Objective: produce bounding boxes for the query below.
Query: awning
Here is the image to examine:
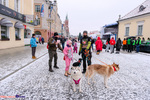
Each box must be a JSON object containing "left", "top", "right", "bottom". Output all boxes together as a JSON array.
[
  {"left": 26, "top": 27, "right": 31, "bottom": 31},
  {"left": 0, "top": 18, "right": 13, "bottom": 27},
  {"left": 103, "top": 32, "right": 112, "bottom": 36},
  {"left": 14, "top": 22, "right": 24, "bottom": 29}
]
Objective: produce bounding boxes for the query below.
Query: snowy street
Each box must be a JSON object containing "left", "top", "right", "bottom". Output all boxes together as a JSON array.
[{"left": 0, "top": 45, "right": 150, "bottom": 100}]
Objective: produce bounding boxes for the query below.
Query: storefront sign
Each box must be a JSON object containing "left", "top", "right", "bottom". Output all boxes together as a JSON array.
[{"left": 0, "top": 4, "right": 26, "bottom": 22}]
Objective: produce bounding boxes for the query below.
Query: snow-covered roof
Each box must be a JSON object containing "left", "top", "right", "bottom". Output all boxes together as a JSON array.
[{"left": 120, "top": 0, "right": 150, "bottom": 21}]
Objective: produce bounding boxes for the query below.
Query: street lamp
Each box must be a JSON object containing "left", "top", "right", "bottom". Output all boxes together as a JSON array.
[{"left": 47, "top": 1, "right": 55, "bottom": 38}]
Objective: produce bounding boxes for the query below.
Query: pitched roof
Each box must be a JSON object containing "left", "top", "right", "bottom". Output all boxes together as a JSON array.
[{"left": 120, "top": 0, "right": 150, "bottom": 21}]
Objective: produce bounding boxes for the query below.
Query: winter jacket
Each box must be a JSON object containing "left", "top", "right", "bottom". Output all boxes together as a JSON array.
[
  {"left": 127, "top": 39, "right": 131, "bottom": 45},
  {"left": 123, "top": 40, "right": 127, "bottom": 45},
  {"left": 132, "top": 40, "right": 135, "bottom": 45},
  {"left": 95, "top": 37, "right": 103, "bottom": 51},
  {"left": 79, "top": 36, "right": 91, "bottom": 52},
  {"left": 116, "top": 39, "right": 122, "bottom": 49},
  {"left": 61, "top": 38, "right": 66, "bottom": 44},
  {"left": 136, "top": 39, "right": 141, "bottom": 45},
  {"left": 106, "top": 38, "right": 110, "bottom": 45},
  {"left": 74, "top": 42, "right": 77, "bottom": 48},
  {"left": 41, "top": 37, "right": 44, "bottom": 42},
  {"left": 110, "top": 38, "right": 116, "bottom": 45},
  {"left": 30, "top": 37, "right": 37, "bottom": 47},
  {"left": 47, "top": 37, "right": 63, "bottom": 51},
  {"left": 63, "top": 40, "right": 73, "bottom": 59}
]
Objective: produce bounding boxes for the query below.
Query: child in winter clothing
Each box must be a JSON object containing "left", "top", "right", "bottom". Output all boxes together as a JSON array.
[
  {"left": 73, "top": 40, "right": 78, "bottom": 53},
  {"left": 63, "top": 40, "right": 73, "bottom": 77}
]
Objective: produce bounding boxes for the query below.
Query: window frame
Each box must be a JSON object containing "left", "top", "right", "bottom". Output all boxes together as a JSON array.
[
  {"left": 35, "top": 5, "right": 41, "bottom": 12},
  {"left": 1, "top": 25, "right": 10, "bottom": 41},
  {"left": 125, "top": 27, "right": 129, "bottom": 36},
  {"left": 137, "top": 25, "right": 143, "bottom": 36}
]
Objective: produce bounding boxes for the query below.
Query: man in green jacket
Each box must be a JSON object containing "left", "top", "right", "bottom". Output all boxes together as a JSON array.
[
  {"left": 127, "top": 38, "right": 132, "bottom": 53},
  {"left": 79, "top": 31, "right": 91, "bottom": 73},
  {"left": 136, "top": 37, "right": 141, "bottom": 53},
  {"left": 132, "top": 38, "right": 136, "bottom": 51},
  {"left": 47, "top": 32, "right": 63, "bottom": 72}
]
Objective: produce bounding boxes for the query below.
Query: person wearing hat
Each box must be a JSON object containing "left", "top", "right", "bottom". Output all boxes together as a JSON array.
[
  {"left": 47, "top": 32, "right": 63, "bottom": 72},
  {"left": 79, "top": 31, "right": 92, "bottom": 73},
  {"left": 30, "top": 34, "right": 37, "bottom": 59}
]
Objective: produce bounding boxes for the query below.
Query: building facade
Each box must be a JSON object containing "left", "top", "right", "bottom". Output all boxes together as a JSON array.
[
  {"left": 0, "top": 0, "right": 34, "bottom": 49},
  {"left": 34, "top": 0, "right": 62, "bottom": 42},
  {"left": 118, "top": 0, "right": 150, "bottom": 40}
]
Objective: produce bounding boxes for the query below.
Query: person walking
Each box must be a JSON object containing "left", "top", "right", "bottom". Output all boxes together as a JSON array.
[
  {"left": 41, "top": 37, "right": 44, "bottom": 44},
  {"left": 95, "top": 37, "right": 103, "bottom": 55},
  {"left": 127, "top": 38, "right": 132, "bottom": 53},
  {"left": 30, "top": 34, "right": 37, "bottom": 59},
  {"left": 39, "top": 37, "right": 42, "bottom": 44},
  {"left": 73, "top": 40, "right": 78, "bottom": 53},
  {"left": 122, "top": 38, "right": 127, "bottom": 51},
  {"left": 105, "top": 38, "right": 110, "bottom": 52},
  {"left": 61, "top": 36, "right": 66, "bottom": 50},
  {"left": 109, "top": 37, "right": 116, "bottom": 54},
  {"left": 79, "top": 31, "right": 91, "bottom": 73},
  {"left": 63, "top": 40, "right": 73, "bottom": 77},
  {"left": 90, "top": 37, "right": 95, "bottom": 51},
  {"left": 116, "top": 38, "right": 122, "bottom": 54},
  {"left": 47, "top": 32, "right": 63, "bottom": 72},
  {"left": 136, "top": 37, "right": 141, "bottom": 53}
]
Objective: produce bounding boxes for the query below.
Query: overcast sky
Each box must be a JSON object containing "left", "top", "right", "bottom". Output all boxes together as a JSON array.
[{"left": 57, "top": 0, "right": 145, "bottom": 36}]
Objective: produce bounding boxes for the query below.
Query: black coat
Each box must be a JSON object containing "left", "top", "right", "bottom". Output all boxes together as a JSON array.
[{"left": 116, "top": 39, "right": 122, "bottom": 49}]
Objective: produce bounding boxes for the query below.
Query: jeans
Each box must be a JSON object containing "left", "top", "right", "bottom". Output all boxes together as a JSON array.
[
  {"left": 106, "top": 44, "right": 110, "bottom": 52},
  {"left": 62, "top": 43, "right": 65, "bottom": 50},
  {"left": 32, "top": 47, "right": 36, "bottom": 56},
  {"left": 136, "top": 45, "right": 140, "bottom": 52},
  {"left": 110, "top": 45, "right": 114, "bottom": 53}
]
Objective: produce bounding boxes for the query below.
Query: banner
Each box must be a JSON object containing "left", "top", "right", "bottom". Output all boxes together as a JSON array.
[{"left": 41, "top": 4, "right": 44, "bottom": 17}]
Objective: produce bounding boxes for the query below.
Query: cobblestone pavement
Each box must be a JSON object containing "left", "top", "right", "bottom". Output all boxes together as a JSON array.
[
  {"left": 0, "top": 44, "right": 48, "bottom": 80},
  {"left": 0, "top": 47, "right": 150, "bottom": 100}
]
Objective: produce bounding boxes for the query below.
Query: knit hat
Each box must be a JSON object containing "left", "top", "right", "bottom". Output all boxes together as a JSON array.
[
  {"left": 83, "top": 31, "right": 88, "bottom": 34},
  {"left": 67, "top": 40, "right": 72, "bottom": 45},
  {"left": 54, "top": 32, "right": 58, "bottom": 36}
]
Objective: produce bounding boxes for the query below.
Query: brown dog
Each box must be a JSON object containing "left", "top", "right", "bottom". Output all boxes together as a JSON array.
[{"left": 85, "top": 63, "right": 119, "bottom": 88}]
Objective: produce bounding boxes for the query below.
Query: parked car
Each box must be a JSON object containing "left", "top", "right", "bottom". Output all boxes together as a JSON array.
[
  {"left": 102, "top": 39, "right": 107, "bottom": 49},
  {"left": 140, "top": 41, "right": 150, "bottom": 53}
]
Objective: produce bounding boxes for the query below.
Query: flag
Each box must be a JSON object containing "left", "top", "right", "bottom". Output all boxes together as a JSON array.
[{"left": 41, "top": 4, "right": 44, "bottom": 17}]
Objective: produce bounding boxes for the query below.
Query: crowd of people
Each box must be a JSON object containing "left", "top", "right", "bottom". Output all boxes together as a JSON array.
[{"left": 30, "top": 31, "right": 150, "bottom": 77}]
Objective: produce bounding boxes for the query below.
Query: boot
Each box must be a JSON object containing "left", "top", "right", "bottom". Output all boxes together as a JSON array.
[
  {"left": 82, "top": 70, "right": 86, "bottom": 74},
  {"left": 67, "top": 71, "right": 71, "bottom": 75},
  {"left": 64, "top": 71, "right": 68, "bottom": 77},
  {"left": 32, "top": 56, "right": 34, "bottom": 59},
  {"left": 49, "top": 66, "right": 54, "bottom": 72},
  {"left": 54, "top": 65, "right": 59, "bottom": 69}
]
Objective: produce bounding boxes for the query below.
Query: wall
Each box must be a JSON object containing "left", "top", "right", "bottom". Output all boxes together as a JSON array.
[{"left": 118, "top": 14, "right": 150, "bottom": 40}]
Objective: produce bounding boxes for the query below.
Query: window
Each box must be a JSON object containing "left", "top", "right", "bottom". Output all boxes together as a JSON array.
[
  {"left": 137, "top": 25, "right": 143, "bottom": 36},
  {"left": 1, "top": 26, "right": 9, "bottom": 40},
  {"left": 125, "top": 27, "right": 129, "bottom": 36},
  {"left": 1, "top": 0, "right": 8, "bottom": 6},
  {"left": 3, "top": 0, "right": 6, "bottom": 6},
  {"left": 14, "top": 0, "right": 20, "bottom": 12},
  {"left": 35, "top": 18, "right": 40, "bottom": 25},
  {"left": 35, "top": 5, "right": 41, "bottom": 12},
  {"left": 15, "top": 28, "right": 20, "bottom": 40}
]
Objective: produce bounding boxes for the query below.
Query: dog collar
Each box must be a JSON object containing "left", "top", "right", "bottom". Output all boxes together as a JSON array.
[
  {"left": 113, "top": 66, "right": 116, "bottom": 71},
  {"left": 73, "top": 79, "right": 81, "bottom": 84}
]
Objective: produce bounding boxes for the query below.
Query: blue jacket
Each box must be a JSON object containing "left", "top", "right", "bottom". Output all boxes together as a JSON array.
[{"left": 30, "top": 37, "right": 37, "bottom": 47}]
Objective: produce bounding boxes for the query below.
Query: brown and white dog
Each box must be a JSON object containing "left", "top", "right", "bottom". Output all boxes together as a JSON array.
[{"left": 85, "top": 63, "right": 119, "bottom": 88}]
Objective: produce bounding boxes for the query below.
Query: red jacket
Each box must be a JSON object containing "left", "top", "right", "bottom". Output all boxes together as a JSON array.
[
  {"left": 95, "top": 37, "right": 103, "bottom": 51},
  {"left": 110, "top": 39, "right": 116, "bottom": 45}
]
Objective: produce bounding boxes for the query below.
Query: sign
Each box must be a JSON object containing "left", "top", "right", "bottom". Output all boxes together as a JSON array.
[
  {"left": 0, "top": 4, "right": 26, "bottom": 22},
  {"left": 26, "top": 15, "right": 33, "bottom": 23}
]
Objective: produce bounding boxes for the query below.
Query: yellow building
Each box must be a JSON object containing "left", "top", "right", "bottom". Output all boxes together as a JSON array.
[
  {"left": 0, "top": 0, "right": 34, "bottom": 49},
  {"left": 118, "top": 0, "right": 150, "bottom": 40}
]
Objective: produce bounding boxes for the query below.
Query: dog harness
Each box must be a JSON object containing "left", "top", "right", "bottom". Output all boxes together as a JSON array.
[
  {"left": 113, "top": 66, "right": 116, "bottom": 71},
  {"left": 73, "top": 79, "right": 81, "bottom": 84}
]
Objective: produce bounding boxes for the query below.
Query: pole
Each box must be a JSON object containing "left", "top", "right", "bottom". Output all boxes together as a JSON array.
[{"left": 50, "top": 21, "right": 51, "bottom": 38}]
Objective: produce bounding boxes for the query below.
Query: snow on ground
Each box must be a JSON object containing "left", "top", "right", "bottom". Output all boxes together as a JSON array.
[
  {"left": 0, "top": 44, "right": 48, "bottom": 79},
  {"left": 0, "top": 46, "right": 150, "bottom": 100}
]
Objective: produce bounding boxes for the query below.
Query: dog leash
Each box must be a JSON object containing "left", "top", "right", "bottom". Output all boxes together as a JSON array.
[{"left": 93, "top": 57, "right": 108, "bottom": 66}]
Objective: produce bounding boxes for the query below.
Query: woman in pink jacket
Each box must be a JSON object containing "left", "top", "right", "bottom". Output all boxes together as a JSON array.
[
  {"left": 95, "top": 37, "right": 103, "bottom": 55},
  {"left": 63, "top": 40, "right": 73, "bottom": 77}
]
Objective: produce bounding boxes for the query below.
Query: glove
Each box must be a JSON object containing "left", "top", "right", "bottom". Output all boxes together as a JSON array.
[{"left": 79, "top": 52, "right": 81, "bottom": 55}]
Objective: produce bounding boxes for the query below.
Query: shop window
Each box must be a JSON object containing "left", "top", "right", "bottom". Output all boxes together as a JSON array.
[
  {"left": 15, "top": 28, "right": 21, "bottom": 40},
  {"left": 24, "top": 29, "right": 27, "bottom": 38},
  {"left": 137, "top": 25, "right": 143, "bottom": 36},
  {"left": 35, "top": 5, "right": 41, "bottom": 12},
  {"left": 125, "top": 27, "right": 129, "bottom": 36},
  {"left": 1, "top": 26, "right": 9, "bottom": 40}
]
